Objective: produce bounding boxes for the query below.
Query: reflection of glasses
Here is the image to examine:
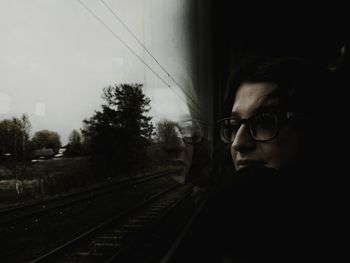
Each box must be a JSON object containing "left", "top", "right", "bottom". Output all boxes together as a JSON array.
[
  {"left": 178, "top": 120, "right": 204, "bottom": 144},
  {"left": 217, "top": 112, "right": 298, "bottom": 143}
]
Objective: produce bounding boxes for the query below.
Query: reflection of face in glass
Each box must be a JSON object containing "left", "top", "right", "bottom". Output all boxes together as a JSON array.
[
  {"left": 230, "top": 82, "right": 304, "bottom": 171},
  {"left": 166, "top": 125, "right": 194, "bottom": 177}
]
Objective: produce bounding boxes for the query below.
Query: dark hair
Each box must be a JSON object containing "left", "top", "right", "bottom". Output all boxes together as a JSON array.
[{"left": 222, "top": 57, "right": 333, "bottom": 120}]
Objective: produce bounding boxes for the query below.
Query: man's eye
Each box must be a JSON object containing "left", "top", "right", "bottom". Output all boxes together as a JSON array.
[
  {"left": 255, "top": 114, "right": 276, "bottom": 129},
  {"left": 228, "top": 119, "right": 241, "bottom": 131}
]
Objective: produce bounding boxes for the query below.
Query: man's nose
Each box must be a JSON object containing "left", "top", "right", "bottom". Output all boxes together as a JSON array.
[
  {"left": 232, "top": 124, "right": 255, "bottom": 152},
  {"left": 167, "top": 136, "right": 186, "bottom": 153}
]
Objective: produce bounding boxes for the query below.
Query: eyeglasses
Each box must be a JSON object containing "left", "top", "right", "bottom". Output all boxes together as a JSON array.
[
  {"left": 178, "top": 119, "right": 205, "bottom": 144},
  {"left": 217, "top": 112, "right": 297, "bottom": 143}
]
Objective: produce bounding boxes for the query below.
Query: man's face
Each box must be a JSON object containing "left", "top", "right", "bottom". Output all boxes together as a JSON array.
[{"left": 231, "top": 82, "right": 303, "bottom": 171}]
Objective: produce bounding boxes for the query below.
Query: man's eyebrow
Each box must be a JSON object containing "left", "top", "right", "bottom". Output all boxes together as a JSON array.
[
  {"left": 230, "top": 87, "right": 285, "bottom": 118},
  {"left": 251, "top": 104, "right": 281, "bottom": 115},
  {"left": 230, "top": 111, "right": 240, "bottom": 118},
  {"left": 230, "top": 101, "right": 282, "bottom": 118}
]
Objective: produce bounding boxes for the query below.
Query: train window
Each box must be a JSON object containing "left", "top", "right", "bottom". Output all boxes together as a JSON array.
[
  {"left": 0, "top": 0, "right": 213, "bottom": 262},
  {"left": 4, "top": 1, "right": 346, "bottom": 262}
]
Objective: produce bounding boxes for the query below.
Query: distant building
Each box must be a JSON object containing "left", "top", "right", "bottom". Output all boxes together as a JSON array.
[
  {"left": 54, "top": 147, "right": 67, "bottom": 158},
  {"left": 2, "top": 153, "right": 12, "bottom": 161},
  {"left": 33, "top": 147, "right": 55, "bottom": 159}
]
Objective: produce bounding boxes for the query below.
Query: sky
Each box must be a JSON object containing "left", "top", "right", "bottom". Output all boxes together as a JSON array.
[{"left": 0, "top": 0, "right": 197, "bottom": 145}]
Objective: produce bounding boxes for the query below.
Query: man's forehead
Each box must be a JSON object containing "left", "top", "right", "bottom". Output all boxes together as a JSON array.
[{"left": 231, "top": 82, "right": 281, "bottom": 117}]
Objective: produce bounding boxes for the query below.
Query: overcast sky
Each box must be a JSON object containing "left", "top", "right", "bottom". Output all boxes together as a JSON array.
[{"left": 0, "top": 0, "right": 196, "bottom": 144}]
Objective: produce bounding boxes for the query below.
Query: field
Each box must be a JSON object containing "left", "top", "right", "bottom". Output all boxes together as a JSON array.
[{"left": 0, "top": 157, "right": 100, "bottom": 208}]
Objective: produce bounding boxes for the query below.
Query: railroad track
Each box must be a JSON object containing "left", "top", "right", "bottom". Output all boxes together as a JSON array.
[
  {"left": 30, "top": 183, "right": 192, "bottom": 263},
  {"left": 0, "top": 168, "right": 188, "bottom": 262}
]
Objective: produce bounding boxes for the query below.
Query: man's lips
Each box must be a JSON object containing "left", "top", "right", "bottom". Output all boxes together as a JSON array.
[
  {"left": 169, "top": 159, "right": 188, "bottom": 167},
  {"left": 235, "top": 159, "right": 265, "bottom": 170}
]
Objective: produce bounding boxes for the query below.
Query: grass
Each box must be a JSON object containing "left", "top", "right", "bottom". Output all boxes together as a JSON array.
[
  {"left": 0, "top": 157, "right": 98, "bottom": 207},
  {"left": 0, "top": 156, "right": 172, "bottom": 209}
]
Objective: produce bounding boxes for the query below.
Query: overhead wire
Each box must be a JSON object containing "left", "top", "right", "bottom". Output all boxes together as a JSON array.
[
  {"left": 99, "top": 0, "right": 203, "bottom": 113},
  {"left": 76, "top": 0, "right": 170, "bottom": 89}
]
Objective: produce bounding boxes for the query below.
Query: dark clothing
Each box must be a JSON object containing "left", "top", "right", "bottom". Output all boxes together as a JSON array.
[
  {"left": 172, "top": 166, "right": 343, "bottom": 262},
  {"left": 217, "top": 166, "right": 319, "bottom": 262}
]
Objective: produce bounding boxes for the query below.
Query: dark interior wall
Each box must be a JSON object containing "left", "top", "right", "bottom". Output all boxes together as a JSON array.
[
  {"left": 189, "top": 0, "right": 213, "bottom": 121},
  {"left": 210, "top": 1, "right": 349, "bottom": 118}
]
